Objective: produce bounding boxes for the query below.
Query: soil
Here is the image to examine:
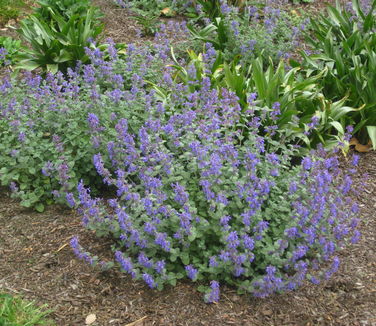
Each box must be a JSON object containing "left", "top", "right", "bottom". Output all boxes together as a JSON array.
[{"left": 1, "top": 1, "right": 376, "bottom": 326}]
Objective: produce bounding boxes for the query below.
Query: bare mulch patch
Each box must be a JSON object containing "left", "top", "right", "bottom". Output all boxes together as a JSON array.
[
  {"left": 0, "top": 151, "right": 375, "bottom": 326},
  {"left": 91, "top": 0, "right": 188, "bottom": 46},
  {"left": 91, "top": 0, "right": 146, "bottom": 45}
]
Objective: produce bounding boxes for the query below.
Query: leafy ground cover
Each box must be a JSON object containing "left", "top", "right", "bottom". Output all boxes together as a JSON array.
[{"left": 0, "top": 0, "right": 375, "bottom": 325}]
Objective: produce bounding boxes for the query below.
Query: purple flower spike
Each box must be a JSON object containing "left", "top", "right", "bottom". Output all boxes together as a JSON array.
[
  {"left": 205, "top": 281, "right": 220, "bottom": 303},
  {"left": 142, "top": 273, "right": 157, "bottom": 289},
  {"left": 185, "top": 265, "right": 198, "bottom": 281}
]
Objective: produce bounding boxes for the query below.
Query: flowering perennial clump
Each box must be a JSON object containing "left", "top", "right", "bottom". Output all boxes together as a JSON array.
[
  {"left": 0, "top": 0, "right": 366, "bottom": 306},
  {"left": 68, "top": 75, "right": 361, "bottom": 301},
  {"left": 198, "top": 1, "right": 308, "bottom": 64},
  {"left": 0, "top": 36, "right": 187, "bottom": 210}
]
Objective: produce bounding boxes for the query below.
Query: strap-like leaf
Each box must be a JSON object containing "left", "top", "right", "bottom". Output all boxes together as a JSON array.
[{"left": 366, "top": 126, "right": 376, "bottom": 150}]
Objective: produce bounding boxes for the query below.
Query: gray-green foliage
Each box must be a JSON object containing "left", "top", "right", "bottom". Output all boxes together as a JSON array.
[
  {"left": 69, "top": 64, "right": 360, "bottom": 302},
  {"left": 0, "top": 43, "right": 168, "bottom": 211},
  {"left": 188, "top": 5, "right": 307, "bottom": 65}
]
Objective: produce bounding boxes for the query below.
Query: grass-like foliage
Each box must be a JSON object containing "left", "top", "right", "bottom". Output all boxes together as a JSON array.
[
  {"left": 34, "top": 0, "right": 103, "bottom": 22},
  {"left": 297, "top": 0, "right": 376, "bottom": 147},
  {"left": 68, "top": 72, "right": 361, "bottom": 302},
  {"left": 14, "top": 0, "right": 104, "bottom": 74},
  {"left": 16, "top": 6, "right": 104, "bottom": 74},
  {"left": 0, "top": 293, "right": 55, "bottom": 326}
]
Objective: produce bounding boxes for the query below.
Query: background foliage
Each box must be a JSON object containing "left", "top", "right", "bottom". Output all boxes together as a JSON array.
[{"left": 295, "top": 0, "right": 376, "bottom": 148}]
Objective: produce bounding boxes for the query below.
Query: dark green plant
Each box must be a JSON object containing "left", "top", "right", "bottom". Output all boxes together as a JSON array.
[
  {"left": 196, "top": 0, "right": 223, "bottom": 20},
  {"left": 291, "top": 0, "right": 313, "bottom": 3},
  {"left": 296, "top": 0, "right": 376, "bottom": 148},
  {"left": 187, "top": 17, "right": 229, "bottom": 51},
  {"left": 16, "top": 7, "right": 104, "bottom": 73}
]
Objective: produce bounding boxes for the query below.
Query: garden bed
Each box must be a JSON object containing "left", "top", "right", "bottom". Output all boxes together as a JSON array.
[{"left": 1, "top": 0, "right": 376, "bottom": 325}]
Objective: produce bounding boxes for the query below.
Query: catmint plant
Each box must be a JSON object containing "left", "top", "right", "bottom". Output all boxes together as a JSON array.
[
  {"left": 69, "top": 74, "right": 361, "bottom": 302},
  {"left": 191, "top": 2, "right": 308, "bottom": 65},
  {"left": 0, "top": 40, "right": 177, "bottom": 210}
]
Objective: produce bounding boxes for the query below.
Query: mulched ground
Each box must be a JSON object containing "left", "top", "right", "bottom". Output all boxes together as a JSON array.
[
  {"left": 91, "top": 0, "right": 148, "bottom": 45},
  {"left": 1, "top": 1, "right": 375, "bottom": 325},
  {"left": 0, "top": 150, "right": 375, "bottom": 326}
]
